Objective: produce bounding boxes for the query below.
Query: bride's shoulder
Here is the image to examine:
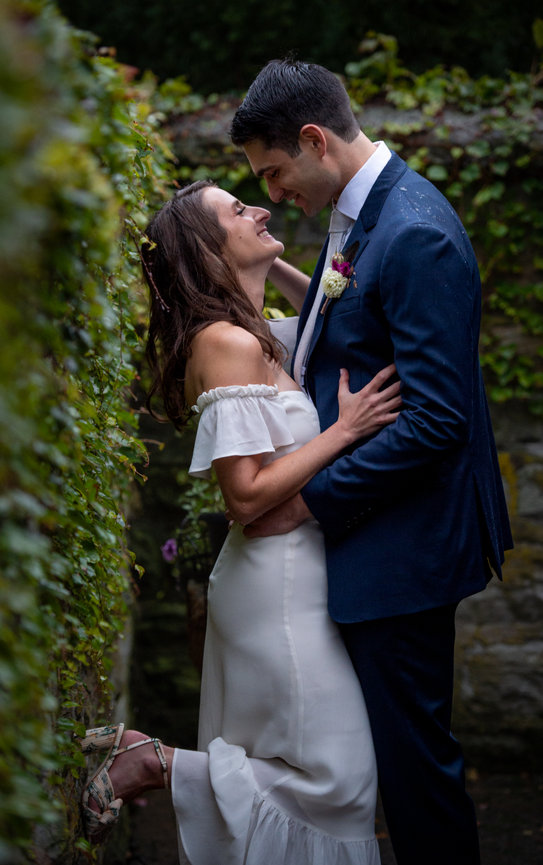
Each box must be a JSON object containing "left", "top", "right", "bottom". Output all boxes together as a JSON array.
[
  {"left": 193, "top": 322, "right": 261, "bottom": 355},
  {"left": 188, "top": 323, "right": 272, "bottom": 396}
]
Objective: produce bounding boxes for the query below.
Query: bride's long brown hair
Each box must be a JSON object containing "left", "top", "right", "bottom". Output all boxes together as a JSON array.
[{"left": 142, "top": 180, "right": 284, "bottom": 429}]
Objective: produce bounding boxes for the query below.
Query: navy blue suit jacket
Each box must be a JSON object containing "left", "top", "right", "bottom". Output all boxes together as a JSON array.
[{"left": 296, "top": 153, "right": 513, "bottom": 623}]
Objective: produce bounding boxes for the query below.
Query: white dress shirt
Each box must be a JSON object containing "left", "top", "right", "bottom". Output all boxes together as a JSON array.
[{"left": 293, "top": 141, "right": 392, "bottom": 390}]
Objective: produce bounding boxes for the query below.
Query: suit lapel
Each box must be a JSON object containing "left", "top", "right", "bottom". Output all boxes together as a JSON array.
[
  {"left": 358, "top": 152, "right": 407, "bottom": 231},
  {"left": 294, "top": 154, "right": 409, "bottom": 381},
  {"left": 301, "top": 154, "right": 408, "bottom": 379},
  {"left": 343, "top": 153, "right": 408, "bottom": 266}
]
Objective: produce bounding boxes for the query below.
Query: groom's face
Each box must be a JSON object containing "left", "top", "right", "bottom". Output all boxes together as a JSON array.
[{"left": 243, "top": 137, "right": 335, "bottom": 217}]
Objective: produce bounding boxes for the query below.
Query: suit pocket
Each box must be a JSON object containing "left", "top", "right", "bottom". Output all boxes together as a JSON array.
[{"left": 326, "top": 293, "right": 361, "bottom": 317}]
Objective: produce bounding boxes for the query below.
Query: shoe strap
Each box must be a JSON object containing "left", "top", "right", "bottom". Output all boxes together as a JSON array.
[{"left": 116, "top": 737, "right": 169, "bottom": 791}]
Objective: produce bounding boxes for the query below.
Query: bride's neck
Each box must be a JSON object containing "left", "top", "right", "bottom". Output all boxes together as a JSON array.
[{"left": 238, "top": 268, "right": 267, "bottom": 313}]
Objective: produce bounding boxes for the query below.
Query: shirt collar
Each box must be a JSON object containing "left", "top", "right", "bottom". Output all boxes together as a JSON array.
[{"left": 335, "top": 141, "right": 392, "bottom": 222}]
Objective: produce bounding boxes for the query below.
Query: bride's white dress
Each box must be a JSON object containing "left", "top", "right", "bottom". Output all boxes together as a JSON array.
[{"left": 171, "top": 384, "right": 380, "bottom": 865}]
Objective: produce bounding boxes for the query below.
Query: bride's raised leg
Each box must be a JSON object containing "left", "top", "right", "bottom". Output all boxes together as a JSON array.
[{"left": 81, "top": 724, "right": 174, "bottom": 843}]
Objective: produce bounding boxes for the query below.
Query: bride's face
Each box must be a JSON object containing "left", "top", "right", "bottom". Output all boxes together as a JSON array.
[{"left": 203, "top": 187, "right": 284, "bottom": 272}]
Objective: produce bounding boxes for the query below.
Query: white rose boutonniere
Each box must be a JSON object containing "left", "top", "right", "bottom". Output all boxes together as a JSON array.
[{"left": 321, "top": 252, "right": 355, "bottom": 314}]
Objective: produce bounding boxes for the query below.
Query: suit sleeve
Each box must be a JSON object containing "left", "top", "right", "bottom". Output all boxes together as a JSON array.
[{"left": 302, "top": 223, "right": 479, "bottom": 538}]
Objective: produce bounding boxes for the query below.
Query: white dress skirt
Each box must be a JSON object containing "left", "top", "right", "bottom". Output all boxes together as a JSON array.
[{"left": 171, "top": 384, "right": 380, "bottom": 865}]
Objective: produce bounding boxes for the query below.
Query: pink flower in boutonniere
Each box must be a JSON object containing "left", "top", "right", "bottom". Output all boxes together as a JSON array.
[
  {"left": 333, "top": 258, "right": 352, "bottom": 278},
  {"left": 321, "top": 252, "right": 355, "bottom": 313}
]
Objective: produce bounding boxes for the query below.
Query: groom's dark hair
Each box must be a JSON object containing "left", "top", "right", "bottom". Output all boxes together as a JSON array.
[{"left": 230, "top": 59, "right": 359, "bottom": 156}]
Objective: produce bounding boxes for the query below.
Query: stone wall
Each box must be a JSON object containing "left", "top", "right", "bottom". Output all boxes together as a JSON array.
[{"left": 455, "top": 404, "right": 543, "bottom": 768}]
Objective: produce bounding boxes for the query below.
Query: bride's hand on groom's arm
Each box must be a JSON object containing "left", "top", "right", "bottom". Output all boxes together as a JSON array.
[
  {"left": 223, "top": 364, "right": 401, "bottom": 538},
  {"left": 236, "top": 493, "right": 313, "bottom": 538},
  {"left": 336, "top": 364, "right": 402, "bottom": 442}
]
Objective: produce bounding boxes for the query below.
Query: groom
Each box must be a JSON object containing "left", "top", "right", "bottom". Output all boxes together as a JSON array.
[{"left": 231, "top": 60, "right": 513, "bottom": 864}]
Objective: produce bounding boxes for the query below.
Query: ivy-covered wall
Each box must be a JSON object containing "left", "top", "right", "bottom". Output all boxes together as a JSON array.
[{"left": 0, "top": 1, "right": 172, "bottom": 860}]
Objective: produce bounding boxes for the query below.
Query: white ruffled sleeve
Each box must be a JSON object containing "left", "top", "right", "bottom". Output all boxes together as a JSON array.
[{"left": 188, "top": 384, "right": 295, "bottom": 479}]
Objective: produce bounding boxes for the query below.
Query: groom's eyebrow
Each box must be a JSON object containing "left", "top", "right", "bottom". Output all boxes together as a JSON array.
[{"left": 255, "top": 164, "right": 273, "bottom": 178}]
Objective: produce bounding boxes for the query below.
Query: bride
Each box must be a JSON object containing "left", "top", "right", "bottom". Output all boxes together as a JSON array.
[{"left": 81, "top": 180, "right": 401, "bottom": 864}]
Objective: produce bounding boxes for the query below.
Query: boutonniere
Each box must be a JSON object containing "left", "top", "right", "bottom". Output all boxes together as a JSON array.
[{"left": 320, "top": 252, "right": 356, "bottom": 314}]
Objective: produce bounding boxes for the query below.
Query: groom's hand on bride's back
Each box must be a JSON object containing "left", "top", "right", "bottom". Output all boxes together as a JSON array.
[{"left": 236, "top": 494, "right": 313, "bottom": 538}]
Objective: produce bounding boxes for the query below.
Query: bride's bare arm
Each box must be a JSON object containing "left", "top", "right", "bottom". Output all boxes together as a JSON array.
[
  {"left": 266, "top": 258, "right": 310, "bottom": 314},
  {"left": 216, "top": 366, "right": 399, "bottom": 525},
  {"left": 195, "top": 327, "right": 401, "bottom": 526}
]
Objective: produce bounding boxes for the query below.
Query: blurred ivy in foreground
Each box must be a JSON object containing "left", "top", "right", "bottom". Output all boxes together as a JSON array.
[{"left": 0, "top": 0, "right": 173, "bottom": 857}]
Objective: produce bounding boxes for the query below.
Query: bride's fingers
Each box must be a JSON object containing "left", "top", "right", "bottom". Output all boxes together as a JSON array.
[
  {"left": 370, "top": 390, "right": 402, "bottom": 417},
  {"left": 367, "top": 363, "right": 397, "bottom": 390},
  {"left": 381, "top": 394, "right": 403, "bottom": 412},
  {"left": 338, "top": 368, "right": 350, "bottom": 390},
  {"left": 382, "top": 391, "right": 402, "bottom": 408},
  {"left": 384, "top": 411, "right": 401, "bottom": 423},
  {"left": 337, "top": 365, "right": 402, "bottom": 427},
  {"left": 379, "top": 380, "right": 401, "bottom": 397},
  {"left": 345, "top": 364, "right": 398, "bottom": 398}
]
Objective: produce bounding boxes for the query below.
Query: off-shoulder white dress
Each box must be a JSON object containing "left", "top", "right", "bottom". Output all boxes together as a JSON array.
[{"left": 171, "top": 384, "right": 380, "bottom": 865}]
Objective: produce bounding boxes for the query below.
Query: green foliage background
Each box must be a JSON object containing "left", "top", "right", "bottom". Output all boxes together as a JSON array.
[
  {"left": 346, "top": 34, "right": 543, "bottom": 408},
  {"left": 58, "top": 0, "right": 539, "bottom": 93},
  {"left": 0, "top": 0, "right": 542, "bottom": 861}
]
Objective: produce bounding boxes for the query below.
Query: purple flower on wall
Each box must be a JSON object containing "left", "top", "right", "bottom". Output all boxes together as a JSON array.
[{"left": 161, "top": 537, "right": 178, "bottom": 563}]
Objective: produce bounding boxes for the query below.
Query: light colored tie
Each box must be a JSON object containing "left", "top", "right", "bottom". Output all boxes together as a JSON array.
[{"left": 293, "top": 208, "right": 353, "bottom": 389}]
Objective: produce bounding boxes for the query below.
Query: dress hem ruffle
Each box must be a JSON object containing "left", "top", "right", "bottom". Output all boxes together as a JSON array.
[{"left": 173, "top": 739, "right": 380, "bottom": 865}]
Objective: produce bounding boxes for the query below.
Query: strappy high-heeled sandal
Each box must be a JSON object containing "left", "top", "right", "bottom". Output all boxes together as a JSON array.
[{"left": 80, "top": 722, "right": 169, "bottom": 844}]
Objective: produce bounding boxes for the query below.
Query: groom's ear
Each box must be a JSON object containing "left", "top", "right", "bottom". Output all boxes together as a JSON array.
[{"left": 299, "top": 125, "right": 327, "bottom": 157}]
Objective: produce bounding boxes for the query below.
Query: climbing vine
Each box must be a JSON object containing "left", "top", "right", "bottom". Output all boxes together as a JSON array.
[{"left": 0, "top": 1, "right": 173, "bottom": 858}]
